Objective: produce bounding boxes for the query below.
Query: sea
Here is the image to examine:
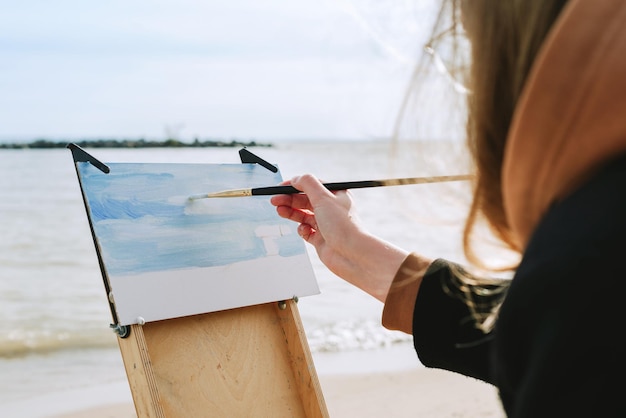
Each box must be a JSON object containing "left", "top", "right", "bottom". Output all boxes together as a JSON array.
[{"left": 0, "top": 139, "right": 479, "bottom": 412}]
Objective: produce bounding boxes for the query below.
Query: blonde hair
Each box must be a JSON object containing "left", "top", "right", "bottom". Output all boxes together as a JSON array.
[
  {"left": 395, "top": 0, "right": 569, "bottom": 330},
  {"left": 459, "top": 0, "right": 569, "bottom": 267}
]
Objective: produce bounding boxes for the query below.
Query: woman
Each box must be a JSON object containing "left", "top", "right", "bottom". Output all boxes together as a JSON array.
[{"left": 271, "top": 0, "right": 626, "bottom": 416}]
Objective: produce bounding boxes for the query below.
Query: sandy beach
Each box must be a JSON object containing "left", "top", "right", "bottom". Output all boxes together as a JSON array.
[
  {"left": 51, "top": 368, "right": 504, "bottom": 418},
  {"left": 1, "top": 345, "right": 505, "bottom": 418}
]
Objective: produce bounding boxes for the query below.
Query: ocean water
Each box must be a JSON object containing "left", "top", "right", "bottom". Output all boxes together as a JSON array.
[{"left": 0, "top": 139, "right": 474, "bottom": 406}]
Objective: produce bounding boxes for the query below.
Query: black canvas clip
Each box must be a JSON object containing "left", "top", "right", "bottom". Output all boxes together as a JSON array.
[
  {"left": 238, "top": 148, "right": 278, "bottom": 172},
  {"left": 67, "top": 143, "right": 110, "bottom": 174}
]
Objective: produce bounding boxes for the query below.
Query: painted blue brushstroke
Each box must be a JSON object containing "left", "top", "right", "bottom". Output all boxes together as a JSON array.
[
  {"left": 89, "top": 197, "right": 184, "bottom": 220},
  {"left": 77, "top": 162, "right": 306, "bottom": 276}
]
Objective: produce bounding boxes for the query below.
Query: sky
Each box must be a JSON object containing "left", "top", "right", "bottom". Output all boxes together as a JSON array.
[{"left": 0, "top": 0, "right": 437, "bottom": 142}]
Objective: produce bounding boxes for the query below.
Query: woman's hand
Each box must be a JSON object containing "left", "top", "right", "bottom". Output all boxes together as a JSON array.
[{"left": 270, "top": 174, "right": 411, "bottom": 302}]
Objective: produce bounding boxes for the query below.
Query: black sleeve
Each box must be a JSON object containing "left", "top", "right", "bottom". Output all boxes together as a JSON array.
[{"left": 412, "top": 259, "right": 505, "bottom": 384}]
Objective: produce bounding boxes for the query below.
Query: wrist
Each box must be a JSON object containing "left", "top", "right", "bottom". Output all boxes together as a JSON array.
[{"left": 343, "top": 231, "right": 410, "bottom": 302}]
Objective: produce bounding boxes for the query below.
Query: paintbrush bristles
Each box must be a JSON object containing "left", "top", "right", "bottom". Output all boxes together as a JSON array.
[
  {"left": 188, "top": 189, "right": 252, "bottom": 200},
  {"left": 206, "top": 189, "right": 253, "bottom": 198}
]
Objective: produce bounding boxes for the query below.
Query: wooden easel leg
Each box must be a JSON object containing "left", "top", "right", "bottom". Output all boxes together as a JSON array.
[
  {"left": 117, "top": 324, "right": 166, "bottom": 418},
  {"left": 276, "top": 299, "right": 329, "bottom": 418}
]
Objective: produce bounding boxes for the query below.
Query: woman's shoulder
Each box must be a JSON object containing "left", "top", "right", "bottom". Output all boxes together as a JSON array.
[
  {"left": 522, "top": 152, "right": 626, "bottom": 265},
  {"left": 505, "top": 152, "right": 626, "bottom": 309}
]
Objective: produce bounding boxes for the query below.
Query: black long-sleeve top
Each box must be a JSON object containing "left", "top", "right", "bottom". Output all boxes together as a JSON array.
[{"left": 393, "top": 155, "right": 626, "bottom": 417}]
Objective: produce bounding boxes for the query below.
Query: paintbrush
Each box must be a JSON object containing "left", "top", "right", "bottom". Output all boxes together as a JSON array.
[{"left": 188, "top": 174, "right": 472, "bottom": 199}]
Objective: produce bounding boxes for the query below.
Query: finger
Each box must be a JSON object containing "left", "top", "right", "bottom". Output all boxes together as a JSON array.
[
  {"left": 270, "top": 174, "right": 330, "bottom": 212},
  {"left": 297, "top": 224, "right": 325, "bottom": 249},
  {"left": 270, "top": 193, "right": 313, "bottom": 211},
  {"left": 270, "top": 194, "right": 292, "bottom": 207},
  {"left": 268, "top": 178, "right": 298, "bottom": 207},
  {"left": 275, "top": 205, "right": 318, "bottom": 228},
  {"left": 297, "top": 223, "right": 315, "bottom": 241}
]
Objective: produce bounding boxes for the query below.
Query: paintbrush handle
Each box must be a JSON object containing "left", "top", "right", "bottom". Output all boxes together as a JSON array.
[
  {"left": 251, "top": 175, "right": 471, "bottom": 196},
  {"left": 189, "top": 175, "right": 472, "bottom": 199},
  {"left": 250, "top": 180, "right": 381, "bottom": 196}
]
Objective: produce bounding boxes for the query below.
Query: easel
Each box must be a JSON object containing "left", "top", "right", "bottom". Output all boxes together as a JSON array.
[{"left": 68, "top": 144, "right": 328, "bottom": 417}]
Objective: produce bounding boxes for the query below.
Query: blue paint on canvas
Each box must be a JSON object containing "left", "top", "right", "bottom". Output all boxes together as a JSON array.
[{"left": 78, "top": 162, "right": 305, "bottom": 276}]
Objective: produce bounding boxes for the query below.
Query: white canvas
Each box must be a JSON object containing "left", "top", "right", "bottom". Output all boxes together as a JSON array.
[{"left": 76, "top": 161, "right": 319, "bottom": 325}]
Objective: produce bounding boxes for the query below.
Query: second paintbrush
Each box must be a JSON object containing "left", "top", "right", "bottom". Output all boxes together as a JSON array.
[{"left": 188, "top": 174, "right": 472, "bottom": 200}]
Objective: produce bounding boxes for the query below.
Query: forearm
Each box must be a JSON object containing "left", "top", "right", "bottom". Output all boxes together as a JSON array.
[{"left": 336, "top": 230, "right": 416, "bottom": 303}]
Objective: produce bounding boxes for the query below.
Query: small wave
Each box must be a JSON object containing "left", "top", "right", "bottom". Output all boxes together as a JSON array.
[
  {"left": 0, "top": 329, "right": 117, "bottom": 358},
  {"left": 306, "top": 319, "right": 412, "bottom": 353},
  {"left": 2, "top": 319, "right": 411, "bottom": 358}
]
